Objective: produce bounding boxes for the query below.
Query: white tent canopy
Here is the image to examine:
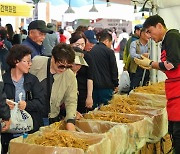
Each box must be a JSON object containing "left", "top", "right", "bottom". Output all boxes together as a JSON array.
[
  {"left": 51, "top": 3, "right": 135, "bottom": 22},
  {"left": 154, "top": 0, "right": 180, "bottom": 8}
]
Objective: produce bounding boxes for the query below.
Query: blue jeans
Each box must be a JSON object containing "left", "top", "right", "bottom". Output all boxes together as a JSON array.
[{"left": 93, "top": 88, "right": 113, "bottom": 108}]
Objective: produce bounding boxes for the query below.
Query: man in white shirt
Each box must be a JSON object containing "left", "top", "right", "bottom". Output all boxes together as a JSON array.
[{"left": 114, "top": 28, "right": 129, "bottom": 60}]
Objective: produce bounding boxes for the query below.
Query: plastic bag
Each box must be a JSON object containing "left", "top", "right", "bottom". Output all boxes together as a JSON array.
[
  {"left": 6, "top": 101, "right": 33, "bottom": 133},
  {"left": 119, "top": 71, "right": 130, "bottom": 93}
]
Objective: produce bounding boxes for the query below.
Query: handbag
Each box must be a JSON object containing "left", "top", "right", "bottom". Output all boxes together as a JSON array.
[
  {"left": 118, "top": 71, "right": 130, "bottom": 93},
  {"left": 6, "top": 100, "right": 33, "bottom": 133}
]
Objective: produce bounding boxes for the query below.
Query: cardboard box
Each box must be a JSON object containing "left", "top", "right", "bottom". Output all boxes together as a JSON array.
[
  {"left": 10, "top": 130, "right": 111, "bottom": 154},
  {"left": 135, "top": 106, "right": 168, "bottom": 143},
  {"left": 129, "top": 92, "right": 166, "bottom": 108},
  {"left": 76, "top": 120, "right": 129, "bottom": 154},
  {"left": 84, "top": 111, "right": 152, "bottom": 153}
]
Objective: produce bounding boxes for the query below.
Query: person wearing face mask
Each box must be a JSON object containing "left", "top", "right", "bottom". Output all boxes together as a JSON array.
[{"left": 22, "top": 20, "right": 53, "bottom": 58}]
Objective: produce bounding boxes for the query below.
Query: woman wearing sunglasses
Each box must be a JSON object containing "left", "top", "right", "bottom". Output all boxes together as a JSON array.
[{"left": 30, "top": 43, "right": 77, "bottom": 131}]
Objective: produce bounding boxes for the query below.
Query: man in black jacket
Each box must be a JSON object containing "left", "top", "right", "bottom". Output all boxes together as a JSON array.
[
  {"left": 0, "top": 70, "right": 11, "bottom": 153},
  {"left": 90, "top": 29, "right": 119, "bottom": 108}
]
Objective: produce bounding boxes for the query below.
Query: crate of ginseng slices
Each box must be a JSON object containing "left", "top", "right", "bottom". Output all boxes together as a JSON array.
[
  {"left": 98, "top": 94, "right": 168, "bottom": 143},
  {"left": 129, "top": 82, "right": 166, "bottom": 108},
  {"left": 83, "top": 110, "right": 153, "bottom": 153},
  {"left": 9, "top": 129, "right": 111, "bottom": 154},
  {"left": 39, "top": 119, "right": 129, "bottom": 154}
]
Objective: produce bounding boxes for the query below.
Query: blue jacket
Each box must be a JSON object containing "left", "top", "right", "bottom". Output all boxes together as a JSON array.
[{"left": 22, "top": 36, "right": 45, "bottom": 58}]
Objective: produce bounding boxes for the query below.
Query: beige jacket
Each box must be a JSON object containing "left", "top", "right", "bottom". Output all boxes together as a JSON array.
[{"left": 30, "top": 56, "right": 77, "bottom": 121}]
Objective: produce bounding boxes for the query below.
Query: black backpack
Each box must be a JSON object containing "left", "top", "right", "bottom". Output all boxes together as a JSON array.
[{"left": 119, "top": 38, "right": 127, "bottom": 60}]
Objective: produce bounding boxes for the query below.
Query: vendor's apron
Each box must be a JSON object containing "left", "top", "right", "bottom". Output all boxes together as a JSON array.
[{"left": 165, "top": 64, "right": 180, "bottom": 121}]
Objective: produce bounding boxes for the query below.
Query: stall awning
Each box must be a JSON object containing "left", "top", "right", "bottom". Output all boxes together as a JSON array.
[{"left": 0, "top": 1, "right": 34, "bottom": 17}]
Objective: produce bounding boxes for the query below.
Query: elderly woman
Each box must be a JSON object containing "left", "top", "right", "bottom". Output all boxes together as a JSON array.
[{"left": 1, "top": 44, "right": 45, "bottom": 153}]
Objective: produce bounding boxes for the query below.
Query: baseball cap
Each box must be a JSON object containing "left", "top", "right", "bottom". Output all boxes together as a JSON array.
[
  {"left": 134, "top": 24, "right": 143, "bottom": 30},
  {"left": 84, "top": 30, "right": 97, "bottom": 44},
  {"left": 28, "top": 20, "right": 53, "bottom": 34}
]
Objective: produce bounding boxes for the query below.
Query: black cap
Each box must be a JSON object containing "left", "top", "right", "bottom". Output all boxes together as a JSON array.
[{"left": 28, "top": 20, "right": 53, "bottom": 34}]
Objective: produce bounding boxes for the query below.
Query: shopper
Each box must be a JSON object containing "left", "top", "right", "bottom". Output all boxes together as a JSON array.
[
  {"left": 43, "top": 23, "right": 59, "bottom": 57},
  {"left": 1, "top": 44, "right": 44, "bottom": 153},
  {"left": 134, "top": 14, "right": 180, "bottom": 153},
  {"left": 22, "top": 20, "right": 53, "bottom": 58},
  {"left": 30, "top": 43, "right": 77, "bottom": 131},
  {"left": 0, "top": 67, "right": 11, "bottom": 154},
  {"left": 0, "top": 26, "right": 12, "bottom": 72},
  {"left": 70, "top": 31, "right": 94, "bottom": 113},
  {"left": 90, "top": 29, "right": 119, "bottom": 108},
  {"left": 123, "top": 24, "right": 142, "bottom": 70},
  {"left": 129, "top": 27, "right": 151, "bottom": 92},
  {"left": 114, "top": 28, "right": 129, "bottom": 60}
]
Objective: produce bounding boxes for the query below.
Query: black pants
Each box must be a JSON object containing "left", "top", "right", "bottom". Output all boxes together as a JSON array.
[
  {"left": 168, "top": 121, "right": 180, "bottom": 153},
  {"left": 1, "top": 133, "right": 13, "bottom": 154},
  {"left": 119, "top": 50, "right": 124, "bottom": 60},
  {"left": 77, "top": 89, "right": 93, "bottom": 114}
]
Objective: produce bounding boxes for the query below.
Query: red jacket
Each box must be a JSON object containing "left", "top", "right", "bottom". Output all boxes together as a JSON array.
[{"left": 60, "top": 34, "right": 66, "bottom": 43}]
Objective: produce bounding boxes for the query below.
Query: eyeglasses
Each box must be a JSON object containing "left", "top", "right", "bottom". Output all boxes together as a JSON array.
[
  {"left": 21, "top": 60, "right": 32, "bottom": 65},
  {"left": 57, "top": 64, "right": 72, "bottom": 70}
]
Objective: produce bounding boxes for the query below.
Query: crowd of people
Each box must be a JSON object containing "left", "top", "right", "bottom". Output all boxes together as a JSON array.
[{"left": 0, "top": 14, "right": 180, "bottom": 153}]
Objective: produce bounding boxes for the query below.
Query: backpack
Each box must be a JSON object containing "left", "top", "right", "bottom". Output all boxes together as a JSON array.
[{"left": 119, "top": 38, "right": 127, "bottom": 60}]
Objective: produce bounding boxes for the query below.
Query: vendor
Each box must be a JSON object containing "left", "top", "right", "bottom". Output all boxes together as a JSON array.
[{"left": 134, "top": 15, "right": 180, "bottom": 153}]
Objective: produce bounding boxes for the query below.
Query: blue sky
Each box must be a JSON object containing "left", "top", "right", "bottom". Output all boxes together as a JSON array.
[{"left": 47, "top": 0, "right": 104, "bottom": 7}]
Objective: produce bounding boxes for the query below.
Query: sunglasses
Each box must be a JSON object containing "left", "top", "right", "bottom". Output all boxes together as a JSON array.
[{"left": 57, "top": 64, "right": 72, "bottom": 70}]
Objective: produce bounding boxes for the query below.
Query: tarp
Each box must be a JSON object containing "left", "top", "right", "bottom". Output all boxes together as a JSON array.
[{"left": 0, "top": 0, "right": 34, "bottom": 17}]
